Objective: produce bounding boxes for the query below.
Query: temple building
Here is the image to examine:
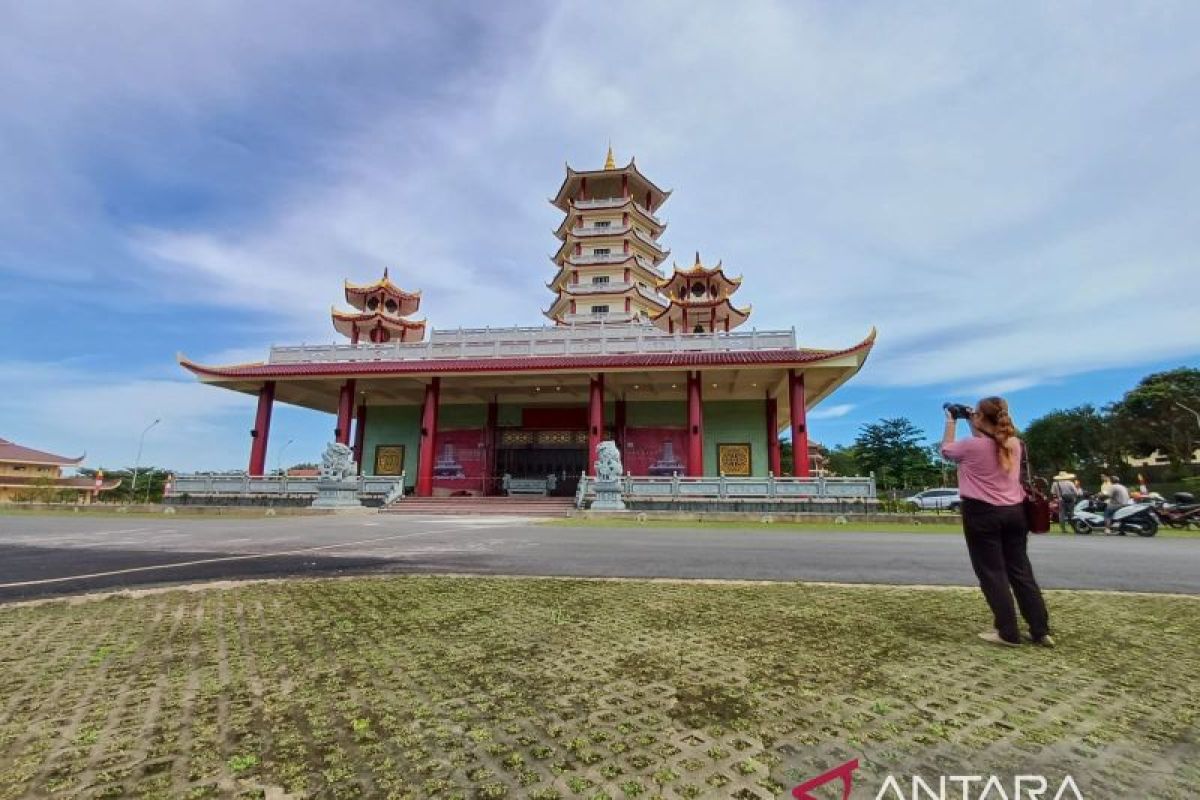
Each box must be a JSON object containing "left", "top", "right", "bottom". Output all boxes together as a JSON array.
[
  {"left": 180, "top": 150, "right": 875, "bottom": 497},
  {"left": 0, "top": 438, "right": 121, "bottom": 503}
]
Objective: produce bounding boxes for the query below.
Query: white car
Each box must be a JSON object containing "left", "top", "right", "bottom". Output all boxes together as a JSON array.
[{"left": 905, "top": 488, "right": 962, "bottom": 511}]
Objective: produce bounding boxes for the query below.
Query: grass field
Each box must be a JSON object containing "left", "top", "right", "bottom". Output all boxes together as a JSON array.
[{"left": 1, "top": 577, "right": 1196, "bottom": 799}]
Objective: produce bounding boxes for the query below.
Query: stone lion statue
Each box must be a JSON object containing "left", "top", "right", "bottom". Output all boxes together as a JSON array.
[
  {"left": 319, "top": 442, "right": 357, "bottom": 481},
  {"left": 594, "top": 440, "right": 623, "bottom": 482}
]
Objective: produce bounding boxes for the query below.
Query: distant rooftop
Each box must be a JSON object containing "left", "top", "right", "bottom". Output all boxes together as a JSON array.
[{"left": 0, "top": 438, "right": 84, "bottom": 466}]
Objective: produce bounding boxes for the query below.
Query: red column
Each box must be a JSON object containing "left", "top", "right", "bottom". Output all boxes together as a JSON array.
[
  {"left": 587, "top": 375, "right": 604, "bottom": 476},
  {"left": 615, "top": 397, "right": 627, "bottom": 456},
  {"left": 622, "top": 174, "right": 629, "bottom": 198},
  {"left": 353, "top": 403, "right": 367, "bottom": 473},
  {"left": 248, "top": 381, "right": 275, "bottom": 476},
  {"left": 789, "top": 369, "right": 810, "bottom": 477},
  {"left": 765, "top": 395, "right": 781, "bottom": 476},
  {"left": 687, "top": 371, "right": 703, "bottom": 476},
  {"left": 580, "top": 177, "right": 588, "bottom": 201},
  {"left": 350, "top": 326, "right": 359, "bottom": 345},
  {"left": 484, "top": 399, "right": 498, "bottom": 495},
  {"left": 335, "top": 379, "right": 356, "bottom": 445},
  {"left": 416, "top": 378, "right": 440, "bottom": 497}
]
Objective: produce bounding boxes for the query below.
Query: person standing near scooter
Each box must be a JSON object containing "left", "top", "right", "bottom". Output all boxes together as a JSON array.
[
  {"left": 1104, "top": 476, "right": 1132, "bottom": 534},
  {"left": 1051, "top": 471, "right": 1078, "bottom": 533},
  {"left": 941, "top": 397, "right": 1053, "bottom": 648}
]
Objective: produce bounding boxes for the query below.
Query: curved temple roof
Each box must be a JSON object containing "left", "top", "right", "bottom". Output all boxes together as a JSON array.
[
  {"left": 0, "top": 438, "right": 85, "bottom": 466},
  {"left": 179, "top": 328, "right": 876, "bottom": 380},
  {"left": 344, "top": 268, "right": 422, "bottom": 312}
]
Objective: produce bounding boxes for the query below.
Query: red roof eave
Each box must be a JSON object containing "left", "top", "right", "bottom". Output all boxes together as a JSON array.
[{"left": 179, "top": 329, "right": 877, "bottom": 380}]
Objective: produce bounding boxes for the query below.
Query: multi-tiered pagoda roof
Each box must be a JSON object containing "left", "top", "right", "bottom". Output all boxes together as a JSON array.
[
  {"left": 331, "top": 268, "right": 426, "bottom": 344},
  {"left": 544, "top": 147, "right": 671, "bottom": 325},
  {"left": 652, "top": 253, "right": 752, "bottom": 334}
]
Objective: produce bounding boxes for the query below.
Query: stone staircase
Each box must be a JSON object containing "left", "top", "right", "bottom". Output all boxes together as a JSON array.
[{"left": 381, "top": 496, "right": 576, "bottom": 517}]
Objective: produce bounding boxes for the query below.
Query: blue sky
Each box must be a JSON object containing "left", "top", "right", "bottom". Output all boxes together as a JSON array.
[{"left": 1, "top": 1, "right": 1197, "bottom": 472}]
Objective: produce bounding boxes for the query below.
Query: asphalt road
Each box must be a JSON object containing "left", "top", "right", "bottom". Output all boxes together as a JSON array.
[{"left": 0, "top": 513, "right": 1196, "bottom": 601}]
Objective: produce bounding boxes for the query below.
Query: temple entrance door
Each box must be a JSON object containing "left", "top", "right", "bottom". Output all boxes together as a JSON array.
[{"left": 495, "top": 428, "right": 588, "bottom": 497}]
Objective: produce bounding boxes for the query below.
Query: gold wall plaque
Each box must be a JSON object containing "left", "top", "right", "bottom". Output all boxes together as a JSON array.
[
  {"left": 373, "top": 445, "right": 405, "bottom": 476},
  {"left": 717, "top": 443, "right": 752, "bottom": 477}
]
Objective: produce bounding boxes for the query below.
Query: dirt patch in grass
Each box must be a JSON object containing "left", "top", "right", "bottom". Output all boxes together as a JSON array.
[{"left": 0, "top": 576, "right": 1196, "bottom": 799}]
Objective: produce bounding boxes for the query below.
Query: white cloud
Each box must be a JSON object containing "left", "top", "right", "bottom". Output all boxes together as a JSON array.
[
  {"left": 121, "top": 1, "right": 1199, "bottom": 384},
  {"left": 1, "top": 0, "right": 1198, "bottom": 475},
  {"left": 810, "top": 403, "right": 856, "bottom": 420},
  {"left": 0, "top": 360, "right": 321, "bottom": 472}
]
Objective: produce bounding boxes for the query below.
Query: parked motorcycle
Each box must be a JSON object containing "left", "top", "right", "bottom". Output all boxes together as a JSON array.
[
  {"left": 1150, "top": 492, "right": 1200, "bottom": 530},
  {"left": 1071, "top": 496, "right": 1159, "bottom": 537}
]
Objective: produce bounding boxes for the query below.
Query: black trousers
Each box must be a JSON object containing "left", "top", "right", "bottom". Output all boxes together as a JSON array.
[{"left": 961, "top": 498, "right": 1050, "bottom": 643}]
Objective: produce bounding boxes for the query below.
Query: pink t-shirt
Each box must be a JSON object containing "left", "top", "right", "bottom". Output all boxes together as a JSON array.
[{"left": 940, "top": 436, "right": 1024, "bottom": 506}]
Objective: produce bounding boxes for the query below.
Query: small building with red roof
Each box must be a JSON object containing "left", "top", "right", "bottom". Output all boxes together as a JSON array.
[{"left": 0, "top": 438, "right": 121, "bottom": 503}]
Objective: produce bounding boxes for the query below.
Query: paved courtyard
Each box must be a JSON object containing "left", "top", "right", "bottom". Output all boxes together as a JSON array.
[
  {"left": 1, "top": 575, "right": 1196, "bottom": 799},
  {"left": 0, "top": 513, "right": 1196, "bottom": 601}
]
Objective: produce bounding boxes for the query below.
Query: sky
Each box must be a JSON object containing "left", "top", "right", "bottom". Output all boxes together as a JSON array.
[{"left": 1, "top": 1, "right": 1197, "bottom": 472}]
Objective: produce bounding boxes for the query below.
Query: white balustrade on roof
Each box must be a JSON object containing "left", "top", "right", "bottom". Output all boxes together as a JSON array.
[
  {"left": 268, "top": 324, "right": 797, "bottom": 364},
  {"left": 573, "top": 197, "right": 662, "bottom": 224}
]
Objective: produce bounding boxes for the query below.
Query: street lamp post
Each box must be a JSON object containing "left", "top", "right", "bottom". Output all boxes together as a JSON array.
[
  {"left": 130, "top": 418, "right": 161, "bottom": 503},
  {"left": 275, "top": 438, "right": 295, "bottom": 476}
]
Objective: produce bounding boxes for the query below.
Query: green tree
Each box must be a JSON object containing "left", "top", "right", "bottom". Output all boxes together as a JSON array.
[
  {"left": 1022, "top": 404, "right": 1119, "bottom": 484},
  {"left": 853, "top": 417, "right": 938, "bottom": 490},
  {"left": 1113, "top": 368, "right": 1200, "bottom": 472},
  {"left": 823, "top": 444, "right": 861, "bottom": 477},
  {"left": 78, "top": 467, "right": 172, "bottom": 503}
]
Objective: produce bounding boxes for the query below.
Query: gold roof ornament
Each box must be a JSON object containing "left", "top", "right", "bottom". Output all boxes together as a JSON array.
[{"left": 604, "top": 143, "right": 616, "bottom": 170}]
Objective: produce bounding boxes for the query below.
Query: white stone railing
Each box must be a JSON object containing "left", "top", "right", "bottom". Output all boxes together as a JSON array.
[
  {"left": 268, "top": 325, "right": 797, "bottom": 364},
  {"left": 564, "top": 253, "right": 627, "bottom": 265},
  {"left": 632, "top": 227, "right": 666, "bottom": 251},
  {"left": 558, "top": 312, "right": 639, "bottom": 325},
  {"left": 564, "top": 254, "right": 663, "bottom": 274},
  {"left": 571, "top": 225, "right": 629, "bottom": 237},
  {"left": 575, "top": 474, "right": 878, "bottom": 509},
  {"left": 574, "top": 197, "right": 663, "bottom": 224},
  {"left": 168, "top": 474, "right": 405, "bottom": 499},
  {"left": 568, "top": 281, "right": 634, "bottom": 294}
]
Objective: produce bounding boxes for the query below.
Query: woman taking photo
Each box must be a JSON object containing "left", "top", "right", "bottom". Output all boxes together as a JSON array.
[{"left": 941, "top": 396, "right": 1053, "bottom": 647}]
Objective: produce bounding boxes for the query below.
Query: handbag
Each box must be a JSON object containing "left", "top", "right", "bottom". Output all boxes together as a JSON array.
[{"left": 1020, "top": 442, "right": 1052, "bottom": 534}]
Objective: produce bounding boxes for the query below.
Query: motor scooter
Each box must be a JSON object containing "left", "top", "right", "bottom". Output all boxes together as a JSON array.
[
  {"left": 1153, "top": 492, "right": 1200, "bottom": 530},
  {"left": 1071, "top": 496, "right": 1159, "bottom": 537}
]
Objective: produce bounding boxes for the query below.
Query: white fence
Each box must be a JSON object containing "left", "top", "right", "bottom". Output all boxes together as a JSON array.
[
  {"left": 170, "top": 474, "right": 405, "bottom": 503},
  {"left": 575, "top": 474, "right": 877, "bottom": 509},
  {"left": 269, "top": 325, "right": 797, "bottom": 365}
]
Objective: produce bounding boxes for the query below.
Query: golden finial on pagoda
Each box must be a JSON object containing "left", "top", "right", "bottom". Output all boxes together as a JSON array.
[
  {"left": 604, "top": 143, "right": 616, "bottom": 170},
  {"left": 694, "top": 251, "right": 702, "bottom": 268}
]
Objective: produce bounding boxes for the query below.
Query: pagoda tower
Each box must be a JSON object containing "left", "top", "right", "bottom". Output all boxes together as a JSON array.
[
  {"left": 651, "top": 252, "right": 752, "bottom": 334},
  {"left": 332, "top": 269, "right": 427, "bottom": 344},
  {"left": 544, "top": 146, "right": 671, "bottom": 325}
]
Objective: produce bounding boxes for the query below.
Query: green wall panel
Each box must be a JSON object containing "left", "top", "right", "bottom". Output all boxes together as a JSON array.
[
  {"left": 363, "top": 405, "right": 420, "bottom": 485},
  {"left": 626, "top": 400, "right": 687, "bottom": 427},
  {"left": 438, "top": 403, "right": 486, "bottom": 430},
  {"left": 702, "top": 399, "right": 768, "bottom": 477}
]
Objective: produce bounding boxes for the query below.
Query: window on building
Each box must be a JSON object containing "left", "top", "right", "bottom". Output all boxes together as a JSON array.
[
  {"left": 591, "top": 276, "right": 610, "bottom": 284},
  {"left": 593, "top": 248, "right": 611, "bottom": 255},
  {"left": 593, "top": 220, "right": 611, "bottom": 228},
  {"left": 591, "top": 305, "right": 610, "bottom": 314}
]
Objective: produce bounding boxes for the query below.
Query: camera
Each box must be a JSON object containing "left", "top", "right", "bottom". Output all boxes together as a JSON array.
[{"left": 944, "top": 402, "right": 974, "bottom": 420}]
